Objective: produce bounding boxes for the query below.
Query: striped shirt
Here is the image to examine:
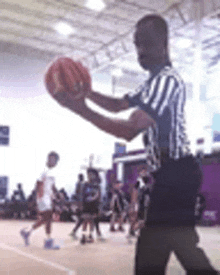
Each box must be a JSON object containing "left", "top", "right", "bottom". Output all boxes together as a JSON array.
[{"left": 125, "top": 64, "right": 190, "bottom": 169}]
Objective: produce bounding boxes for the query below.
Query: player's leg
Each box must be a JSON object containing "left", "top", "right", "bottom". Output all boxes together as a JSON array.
[
  {"left": 80, "top": 217, "right": 88, "bottom": 244},
  {"left": 43, "top": 210, "right": 59, "bottom": 249},
  {"left": 94, "top": 216, "right": 102, "bottom": 237},
  {"left": 70, "top": 215, "right": 83, "bottom": 239},
  {"left": 110, "top": 211, "right": 117, "bottom": 232},
  {"left": 87, "top": 218, "right": 95, "bottom": 243},
  {"left": 118, "top": 211, "right": 126, "bottom": 232},
  {"left": 80, "top": 202, "right": 87, "bottom": 244},
  {"left": 32, "top": 212, "right": 47, "bottom": 229},
  {"left": 128, "top": 210, "right": 139, "bottom": 237},
  {"left": 31, "top": 198, "right": 53, "bottom": 230},
  {"left": 133, "top": 208, "right": 145, "bottom": 233},
  {"left": 128, "top": 208, "right": 143, "bottom": 239},
  {"left": 44, "top": 210, "right": 53, "bottom": 238},
  {"left": 20, "top": 212, "right": 44, "bottom": 246},
  {"left": 93, "top": 212, "right": 105, "bottom": 241}
]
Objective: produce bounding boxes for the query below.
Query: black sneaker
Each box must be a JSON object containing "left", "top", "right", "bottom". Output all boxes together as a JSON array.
[
  {"left": 110, "top": 226, "right": 116, "bottom": 232},
  {"left": 44, "top": 239, "right": 60, "bottom": 250},
  {"left": 20, "top": 229, "right": 30, "bottom": 246},
  {"left": 80, "top": 235, "right": 86, "bottom": 245},
  {"left": 129, "top": 230, "right": 136, "bottom": 237},
  {"left": 87, "top": 234, "right": 94, "bottom": 243},
  {"left": 118, "top": 226, "right": 125, "bottom": 232}
]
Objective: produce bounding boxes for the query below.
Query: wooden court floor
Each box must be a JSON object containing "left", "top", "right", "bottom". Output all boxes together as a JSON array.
[{"left": 0, "top": 220, "right": 219, "bottom": 275}]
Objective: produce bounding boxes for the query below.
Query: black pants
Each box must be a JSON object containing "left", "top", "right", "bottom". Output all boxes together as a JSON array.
[
  {"left": 135, "top": 226, "right": 217, "bottom": 275},
  {"left": 135, "top": 156, "right": 217, "bottom": 274}
]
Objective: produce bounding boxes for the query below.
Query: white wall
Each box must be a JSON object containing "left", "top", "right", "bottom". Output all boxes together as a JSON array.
[{"left": 185, "top": 67, "right": 220, "bottom": 154}]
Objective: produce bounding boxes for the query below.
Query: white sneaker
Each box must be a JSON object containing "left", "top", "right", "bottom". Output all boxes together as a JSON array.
[
  {"left": 44, "top": 239, "right": 60, "bottom": 250},
  {"left": 20, "top": 228, "right": 30, "bottom": 246}
]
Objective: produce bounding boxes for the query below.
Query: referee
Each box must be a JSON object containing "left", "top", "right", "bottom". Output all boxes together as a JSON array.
[{"left": 51, "top": 13, "right": 218, "bottom": 275}]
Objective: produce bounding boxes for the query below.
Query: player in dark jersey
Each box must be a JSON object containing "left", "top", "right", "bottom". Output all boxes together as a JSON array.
[
  {"left": 69, "top": 174, "right": 85, "bottom": 240},
  {"left": 128, "top": 165, "right": 154, "bottom": 239},
  {"left": 80, "top": 168, "right": 103, "bottom": 244},
  {"left": 109, "top": 180, "right": 128, "bottom": 232}
]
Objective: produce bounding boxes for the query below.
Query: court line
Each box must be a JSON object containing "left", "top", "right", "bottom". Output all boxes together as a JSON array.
[
  {"left": 0, "top": 242, "right": 76, "bottom": 275},
  {"left": 64, "top": 243, "right": 107, "bottom": 249},
  {"left": 63, "top": 242, "right": 80, "bottom": 248}
]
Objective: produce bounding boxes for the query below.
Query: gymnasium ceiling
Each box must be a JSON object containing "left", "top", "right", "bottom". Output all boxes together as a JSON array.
[{"left": 1, "top": 0, "right": 220, "bottom": 92}]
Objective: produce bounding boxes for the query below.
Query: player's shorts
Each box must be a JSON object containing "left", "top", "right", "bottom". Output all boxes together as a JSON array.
[
  {"left": 113, "top": 205, "right": 121, "bottom": 214},
  {"left": 82, "top": 202, "right": 99, "bottom": 215},
  {"left": 37, "top": 197, "right": 52, "bottom": 212}
]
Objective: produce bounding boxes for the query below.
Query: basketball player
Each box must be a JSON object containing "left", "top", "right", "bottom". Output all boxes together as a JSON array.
[
  {"left": 80, "top": 168, "right": 103, "bottom": 244},
  {"left": 51, "top": 14, "right": 218, "bottom": 275},
  {"left": 20, "top": 151, "right": 60, "bottom": 249},
  {"left": 69, "top": 174, "right": 85, "bottom": 240},
  {"left": 109, "top": 180, "right": 128, "bottom": 232},
  {"left": 128, "top": 165, "right": 153, "bottom": 238}
]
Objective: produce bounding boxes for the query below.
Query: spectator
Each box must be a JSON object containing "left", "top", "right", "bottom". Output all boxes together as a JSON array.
[
  {"left": 11, "top": 183, "right": 27, "bottom": 219},
  {"left": 60, "top": 188, "right": 69, "bottom": 201},
  {"left": 26, "top": 189, "right": 37, "bottom": 219},
  {"left": 195, "top": 193, "right": 206, "bottom": 223},
  {"left": 12, "top": 183, "right": 26, "bottom": 202}
]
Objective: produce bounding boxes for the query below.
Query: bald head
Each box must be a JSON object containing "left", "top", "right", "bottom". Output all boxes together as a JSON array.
[
  {"left": 134, "top": 14, "right": 169, "bottom": 71},
  {"left": 135, "top": 14, "right": 168, "bottom": 48}
]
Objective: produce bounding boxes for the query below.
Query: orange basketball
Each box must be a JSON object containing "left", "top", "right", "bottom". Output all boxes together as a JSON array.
[{"left": 44, "top": 56, "right": 91, "bottom": 100}]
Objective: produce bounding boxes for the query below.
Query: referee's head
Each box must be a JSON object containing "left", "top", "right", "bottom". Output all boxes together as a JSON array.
[{"left": 134, "top": 14, "right": 169, "bottom": 71}]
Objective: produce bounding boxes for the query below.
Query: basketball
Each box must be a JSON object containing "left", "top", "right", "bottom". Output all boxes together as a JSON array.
[{"left": 44, "top": 56, "right": 91, "bottom": 100}]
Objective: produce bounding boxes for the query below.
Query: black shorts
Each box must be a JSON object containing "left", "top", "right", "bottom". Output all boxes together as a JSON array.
[
  {"left": 83, "top": 202, "right": 99, "bottom": 215},
  {"left": 113, "top": 205, "right": 121, "bottom": 214}
]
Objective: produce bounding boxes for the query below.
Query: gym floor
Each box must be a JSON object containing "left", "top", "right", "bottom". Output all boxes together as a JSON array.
[{"left": 0, "top": 220, "right": 219, "bottom": 275}]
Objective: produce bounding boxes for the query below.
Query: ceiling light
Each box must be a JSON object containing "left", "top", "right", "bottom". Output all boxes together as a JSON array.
[
  {"left": 175, "top": 38, "right": 192, "bottom": 49},
  {"left": 85, "top": 0, "right": 106, "bottom": 12},
  {"left": 111, "top": 68, "right": 123, "bottom": 77},
  {"left": 54, "top": 22, "right": 75, "bottom": 36}
]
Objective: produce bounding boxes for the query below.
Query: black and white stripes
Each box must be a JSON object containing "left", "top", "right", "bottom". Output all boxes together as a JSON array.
[{"left": 126, "top": 65, "right": 190, "bottom": 163}]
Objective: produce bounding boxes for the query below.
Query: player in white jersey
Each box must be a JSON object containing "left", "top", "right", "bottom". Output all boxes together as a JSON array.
[{"left": 20, "top": 151, "right": 60, "bottom": 249}]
